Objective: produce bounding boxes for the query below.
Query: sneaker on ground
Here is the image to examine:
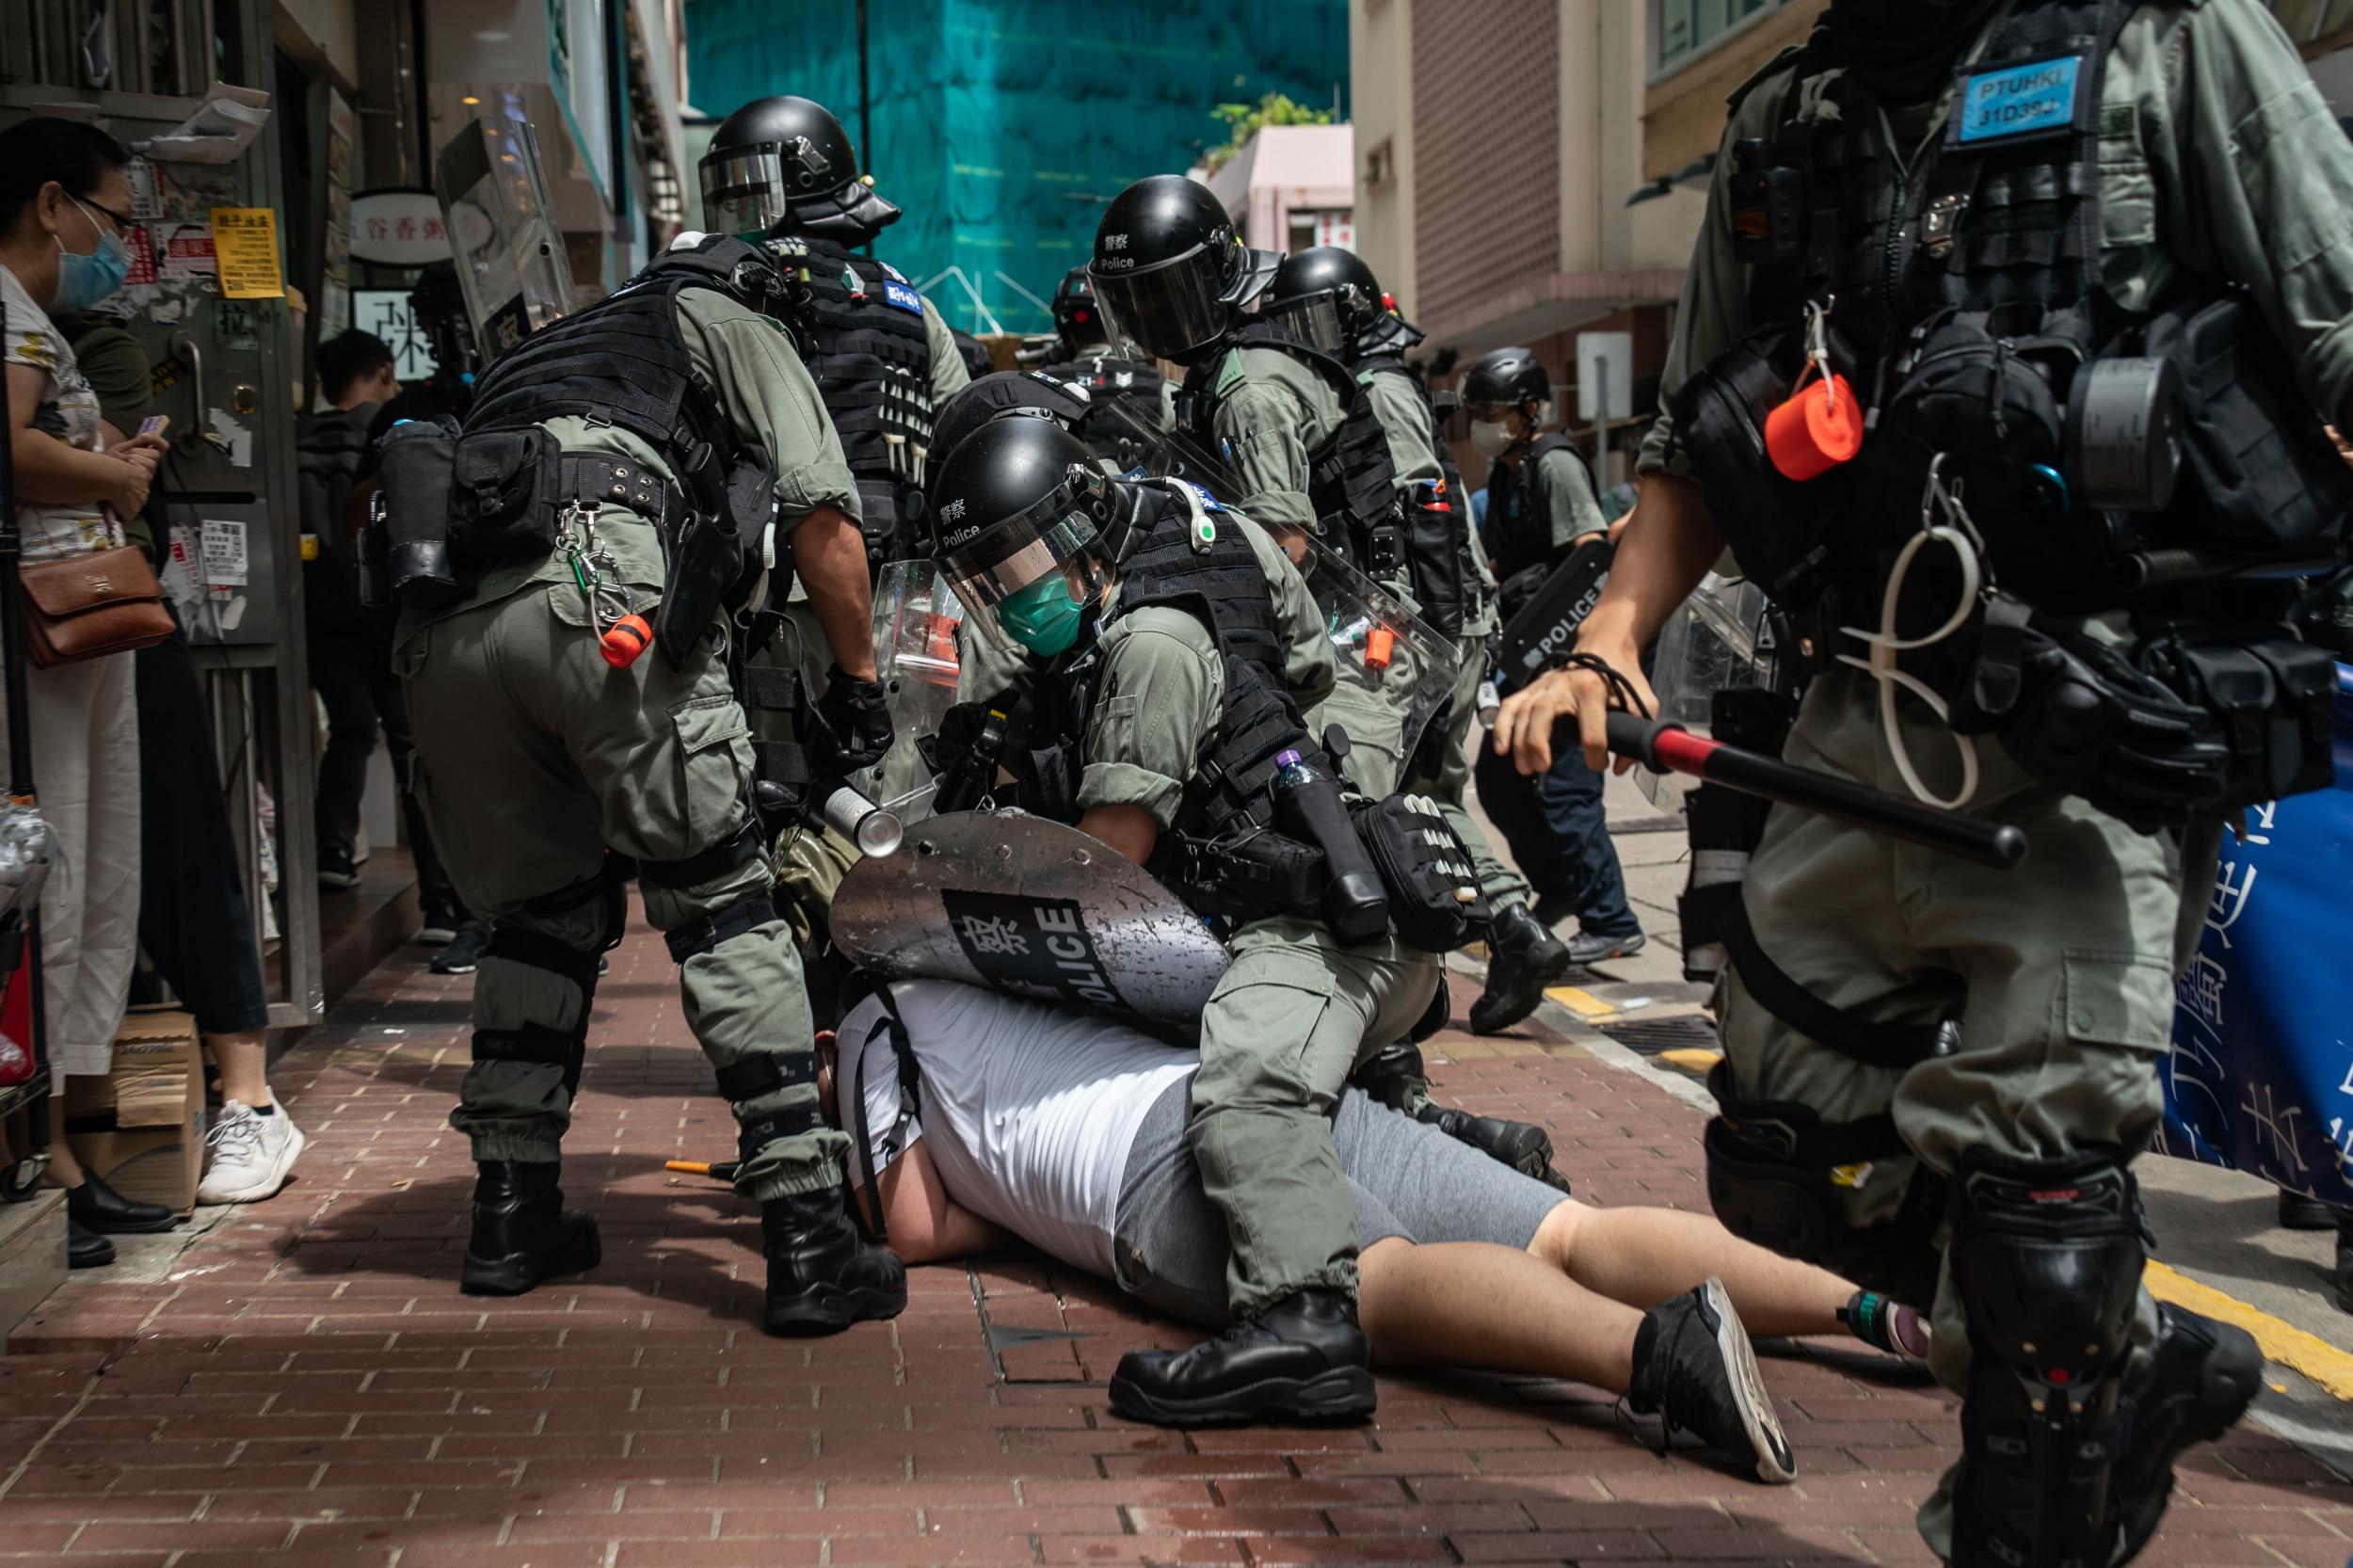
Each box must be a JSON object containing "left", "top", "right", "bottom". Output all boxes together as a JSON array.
[
  {"left": 1839, "top": 1288, "right": 1933, "bottom": 1368},
  {"left": 415, "top": 905, "right": 462, "bottom": 946},
  {"left": 1625, "top": 1276, "right": 1796, "bottom": 1483},
  {"left": 431, "top": 920, "right": 492, "bottom": 975},
  {"left": 196, "top": 1099, "right": 306, "bottom": 1205},
  {"left": 316, "top": 847, "right": 359, "bottom": 890},
  {"left": 1566, "top": 927, "right": 1645, "bottom": 967}
]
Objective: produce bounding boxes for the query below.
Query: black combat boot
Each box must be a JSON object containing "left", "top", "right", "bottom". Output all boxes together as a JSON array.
[
  {"left": 1468, "top": 904, "right": 1573, "bottom": 1035},
  {"left": 1624, "top": 1277, "right": 1796, "bottom": 1483},
  {"left": 1417, "top": 1104, "right": 1573, "bottom": 1193},
  {"left": 1110, "top": 1288, "right": 1375, "bottom": 1426},
  {"left": 762, "top": 1189, "right": 908, "bottom": 1335},
  {"left": 459, "top": 1160, "right": 600, "bottom": 1296},
  {"left": 2114, "top": 1304, "right": 2262, "bottom": 1560}
]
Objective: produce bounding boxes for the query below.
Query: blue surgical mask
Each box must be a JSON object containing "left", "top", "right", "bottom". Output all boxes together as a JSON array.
[
  {"left": 52, "top": 198, "right": 132, "bottom": 313},
  {"left": 999, "top": 572, "right": 1085, "bottom": 656}
]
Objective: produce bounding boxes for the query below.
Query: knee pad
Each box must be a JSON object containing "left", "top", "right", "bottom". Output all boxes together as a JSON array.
[
  {"left": 471, "top": 925, "right": 605, "bottom": 1096},
  {"left": 1948, "top": 1149, "right": 2145, "bottom": 1568},
  {"left": 1703, "top": 1068, "right": 1944, "bottom": 1307}
]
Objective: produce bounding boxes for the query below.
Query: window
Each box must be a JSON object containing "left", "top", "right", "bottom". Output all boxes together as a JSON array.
[{"left": 1651, "top": 0, "right": 1781, "bottom": 78}]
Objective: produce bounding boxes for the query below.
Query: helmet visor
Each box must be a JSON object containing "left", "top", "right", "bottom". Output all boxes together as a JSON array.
[
  {"left": 939, "top": 498, "right": 1107, "bottom": 657},
  {"left": 702, "top": 148, "right": 789, "bottom": 236},
  {"left": 1092, "top": 245, "right": 1231, "bottom": 361},
  {"left": 1265, "top": 293, "right": 1346, "bottom": 355}
]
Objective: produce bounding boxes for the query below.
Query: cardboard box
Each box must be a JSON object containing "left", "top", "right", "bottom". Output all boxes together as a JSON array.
[{"left": 64, "top": 1008, "right": 201, "bottom": 1213}]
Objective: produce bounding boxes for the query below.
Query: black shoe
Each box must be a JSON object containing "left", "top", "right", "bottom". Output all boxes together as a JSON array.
[
  {"left": 1350, "top": 1040, "right": 1432, "bottom": 1114},
  {"left": 1567, "top": 927, "right": 1646, "bottom": 967},
  {"left": 415, "top": 904, "right": 462, "bottom": 946},
  {"left": 317, "top": 846, "right": 360, "bottom": 890},
  {"left": 1110, "top": 1288, "right": 1376, "bottom": 1427},
  {"left": 65, "top": 1172, "right": 182, "bottom": 1235},
  {"left": 1469, "top": 904, "right": 1575, "bottom": 1035},
  {"left": 1625, "top": 1277, "right": 1795, "bottom": 1483},
  {"left": 2114, "top": 1304, "right": 2261, "bottom": 1560},
  {"left": 67, "top": 1219, "right": 115, "bottom": 1270},
  {"left": 762, "top": 1189, "right": 908, "bottom": 1334},
  {"left": 1417, "top": 1103, "right": 1572, "bottom": 1193},
  {"left": 430, "top": 920, "right": 492, "bottom": 975},
  {"left": 2278, "top": 1189, "right": 2338, "bottom": 1231},
  {"left": 460, "top": 1160, "right": 600, "bottom": 1295}
]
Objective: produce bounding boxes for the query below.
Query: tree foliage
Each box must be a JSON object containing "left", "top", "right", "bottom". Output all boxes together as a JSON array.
[{"left": 1202, "top": 91, "right": 1335, "bottom": 172}]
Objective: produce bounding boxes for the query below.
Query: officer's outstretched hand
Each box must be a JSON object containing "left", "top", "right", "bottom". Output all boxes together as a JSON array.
[
  {"left": 812, "top": 665, "right": 896, "bottom": 776},
  {"left": 1491, "top": 639, "right": 1657, "bottom": 776}
]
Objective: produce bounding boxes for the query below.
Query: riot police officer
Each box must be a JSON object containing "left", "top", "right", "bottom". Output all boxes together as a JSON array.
[
  {"left": 1491, "top": 2, "right": 2353, "bottom": 1560},
  {"left": 1087, "top": 178, "right": 1566, "bottom": 1031},
  {"left": 1034, "top": 264, "right": 1175, "bottom": 467},
  {"left": 1463, "top": 346, "right": 1646, "bottom": 981},
  {"left": 393, "top": 232, "right": 905, "bottom": 1336},
  {"left": 928, "top": 417, "right": 1458, "bottom": 1425}
]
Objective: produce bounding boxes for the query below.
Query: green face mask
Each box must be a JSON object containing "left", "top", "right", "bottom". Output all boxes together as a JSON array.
[{"left": 999, "top": 572, "right": 1085, "bottom": 656}]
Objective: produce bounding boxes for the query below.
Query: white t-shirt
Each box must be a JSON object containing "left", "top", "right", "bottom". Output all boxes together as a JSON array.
[
  {"left": 838, "top": 980, "right": 1196, "bottom": 1277},
  {"left": 1, "top": 266, "right": 124, "bottom": 563}
]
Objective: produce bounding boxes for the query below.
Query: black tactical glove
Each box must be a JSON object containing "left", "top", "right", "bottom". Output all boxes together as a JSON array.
[{"left": 809, "top": 665, "right": 894, "bottom": 776}]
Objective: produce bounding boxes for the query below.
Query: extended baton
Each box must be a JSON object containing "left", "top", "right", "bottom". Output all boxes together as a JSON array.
[{"left": 1603, "top": 712, "right": 2029, "bottom": 870}]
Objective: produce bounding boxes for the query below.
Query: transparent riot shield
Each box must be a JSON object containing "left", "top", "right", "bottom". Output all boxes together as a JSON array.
[
  {"left": 1638, "top": 571, "right": 1778, "bottom": 811},
  {"left": 831, "top": 809, "right": 1233, "bottom": 1029},
  {"left": 1084, "top": 400, "right": 1459, "bottom": 793},
  {"left": 434, "top": 116, "right": 576, "bottom": 363},
  {"left": 868, "top": 560, "right": 969, "bottom": 822}
]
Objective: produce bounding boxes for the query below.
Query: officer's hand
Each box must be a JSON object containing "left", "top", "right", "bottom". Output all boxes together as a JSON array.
[
  {"left": 812, "top": 665, "right": 895, "bottom": 776},
  {"left": 1491, "top": 644, "right": 1657, "bottom": 776}
]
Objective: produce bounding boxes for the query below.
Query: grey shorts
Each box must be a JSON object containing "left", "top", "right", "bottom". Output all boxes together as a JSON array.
[{"left": 1111, "top": 1075, "right": 1569, "bottom": 1328}]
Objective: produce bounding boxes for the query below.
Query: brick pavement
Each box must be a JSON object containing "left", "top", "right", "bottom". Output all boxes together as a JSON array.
[{"left": 4, "top": 931, "right": 2349, "bottom": 1568}]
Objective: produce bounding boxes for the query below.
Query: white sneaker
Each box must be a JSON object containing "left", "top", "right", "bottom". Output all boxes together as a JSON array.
[{"left": 197, "top": 1099, "right": 306, "bottom": 1204}]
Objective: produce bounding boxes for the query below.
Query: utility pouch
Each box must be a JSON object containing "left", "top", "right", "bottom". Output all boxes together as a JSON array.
[
  {"left": 655, "top": 507, "right": 750, "bottom": 670},
  {"left": 448, "top": 426, "right": 562, "bottom": 568},
  {"left": 1160, "top": 826, "right": 1325, "bottom": 927},
  {"left": 372, "top": 417, "right": 464, "bottom": 609},
  {"left": 1729, "top": 138, "right": 1804, "bottom": 266},
  {"left": 1351, "top": 792, "right": 1490, "bottom": 952},
  {"left": 1366, "top": 517, "right": 1406, "bottom": 583},
  {"left": 1403, "top": 481, "right": 1467, "bottom": 637},
  {"left": 2139, "top": 632, "right": 2337, "bottom": 809}
]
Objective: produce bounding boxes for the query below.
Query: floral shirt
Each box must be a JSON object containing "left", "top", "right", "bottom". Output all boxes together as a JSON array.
[{"left": 3, "top": 265, "right": 124, "bottom": 562}]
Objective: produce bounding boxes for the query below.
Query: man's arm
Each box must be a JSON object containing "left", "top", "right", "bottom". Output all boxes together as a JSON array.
[
  {"left": 866, "top": 1138, "right": 1011, "bottom": 1265},
  {"left": 1212, "top": 373, "right": 1320, "bottom": 529},
  {"left": 1362, "top": 370, "right": 1444, "bottom": 489},
  {"left": 921, "top": 299, "right": 973, "bottom": 407},
  {"left": 1539, "top": 448, "right": 1609, "bottom": 552},
  {"left": 1072, "top": 612, "right": 1225, "bottom": 864},
  {"left": 792, "top": 504, "right": 879, "bottom": 680}
]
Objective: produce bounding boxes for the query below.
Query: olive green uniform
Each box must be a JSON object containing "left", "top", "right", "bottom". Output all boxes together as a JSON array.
[
  {"left": 397, "top": 287, "right": 858, "bottom": 1200},
  {"left": 1507, "top": 445, "right": 1609, "bottom": 554},
  {"left": 1640, "top": 1, "right": 2353, "bottom": 1548},
  {"left": 1361, "top": 367, "right": 1529, "bottom": 912},
  {"left": 1206, "top": 344, "right": 1433, "bottom": 795}
]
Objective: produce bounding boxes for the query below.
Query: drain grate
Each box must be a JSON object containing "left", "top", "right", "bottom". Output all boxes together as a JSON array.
[{"left": 1596, "top": 1014, "right": 1721, "bottom": 1053}]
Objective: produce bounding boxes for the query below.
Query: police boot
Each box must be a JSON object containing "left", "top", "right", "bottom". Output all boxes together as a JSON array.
[
  {"left": 1468, "top": 904, "right": 1573, "bottom": 1035},
  {"left": 1350, "top": 1040, "right": 1433, "bottom": 1114},
  {"left": 460, "top": 1160, "right": 600, "bottom": 1296},
  {"left": 1109, "top": 1288, "right": 1375, "bottom": 1427},
  {"left": 2113, "top": 1304, "right": 2262, "bottom": 1561},
  {"left": 761, "top": 1189, "right": 908, "bottom": 1336},
  {"left": 1416, "top": 1103, "right": 1572, "bottom": 1194}
]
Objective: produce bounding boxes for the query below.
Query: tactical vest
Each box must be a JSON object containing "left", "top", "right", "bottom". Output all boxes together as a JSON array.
[
  {"left": 771, "top": 234, "right": 936, "bottom": 565},
  {"left": 1667, "top": 0, "right": 2348, "bottom": 626},
  {"left": 1181, "top": 322, "right": 1402, "bottom": 577},
  {"left": 1484, "top": 435, "right": 1587, "bottom": 584},
  {"left": 1039, "top": 352, "right": 1167, "bottom": 466}
]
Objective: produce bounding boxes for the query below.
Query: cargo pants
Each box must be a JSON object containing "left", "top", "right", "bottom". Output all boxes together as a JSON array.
[
  {"left": 1190, "top": 916, "right": 1440, "bottom": 1317},
  {"left": 1715, "top": 672, "right": 2223, "bottom": 1555},
  {"left": 398, "top": 558, "right": 848, "bottom": 1203}
]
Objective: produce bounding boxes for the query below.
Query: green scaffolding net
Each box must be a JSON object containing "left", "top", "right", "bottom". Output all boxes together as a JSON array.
[{"left": 684, "top": 0, "right": 1346, "bottom": 337}]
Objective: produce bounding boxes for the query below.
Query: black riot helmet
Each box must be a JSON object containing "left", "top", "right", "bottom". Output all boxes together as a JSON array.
[
  {"left": 1051, "top": 264, "right": 1111, "bottom": 356},
  {"left": 700, "top": 94, "right": 902, "bottom": 245},
  {"left": 1088, "top": 175, "right": 1278, "bottom": 365},
  {"left": 929, "top": 416, "right": 1120, "bottom": 658},
  {"left": 1463, "top": 345, "right": 1552, "bottom": 415},
  {"left": 931, "top": 371, "right": 1094, "bottom": 470},
  {"left": 1262, "top": 246, "right": 1383, "bottom": 357}
]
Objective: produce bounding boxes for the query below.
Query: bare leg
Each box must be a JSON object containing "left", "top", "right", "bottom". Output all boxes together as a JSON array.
[
  {"left": 42, "top": 1095, "right": 86, "bottom": 1187},
  {"left": 1529, "top": 1200, "right": 1852, "bottom": 1337},
  {"left": 1357, "top": 1235, "right": 1644, "bottom": 1390},
  {"left": 207, "top": 1030, "right": 271, "bottom": 1108}
]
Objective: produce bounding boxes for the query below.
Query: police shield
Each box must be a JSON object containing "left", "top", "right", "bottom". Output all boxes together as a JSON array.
[
  {"left": 868, "top": 559, "right": 969, "bottom": 820},
  {"left": 433, "top": 116, "right": 577, "bottom": 363},
  {"left": 831, "top": 809, "right": 1233, "bottom": 1028},
  {"left": 1083, "top": 399, "right": 1460, "bottom": 790},
  {"left": 1637, "top": 571, "right": 1779, "bottom": 810},
  {"left": 1496, "top": 541, "right": 1615, "bottom": 690}
]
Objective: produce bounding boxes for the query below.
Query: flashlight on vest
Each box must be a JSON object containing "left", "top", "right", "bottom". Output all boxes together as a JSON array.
[{"left": 600, "top": 614, "right": 654, "bottom": 668}]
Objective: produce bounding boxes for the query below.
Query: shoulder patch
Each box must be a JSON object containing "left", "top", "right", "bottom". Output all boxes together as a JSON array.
[
  {"left": 880, "top": 261, "right": 909, "bottom": 283},
  {"left": 1215, "top": 352, "right": 1245, "bottom": 394},
  {"left": 881, "top": 280, "right": 924, "bottom": 316}
]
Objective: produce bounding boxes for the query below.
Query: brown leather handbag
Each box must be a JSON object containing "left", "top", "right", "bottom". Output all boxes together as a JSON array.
[{"left": 17, "top": 546, "right": 175, "bottom": 668}]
